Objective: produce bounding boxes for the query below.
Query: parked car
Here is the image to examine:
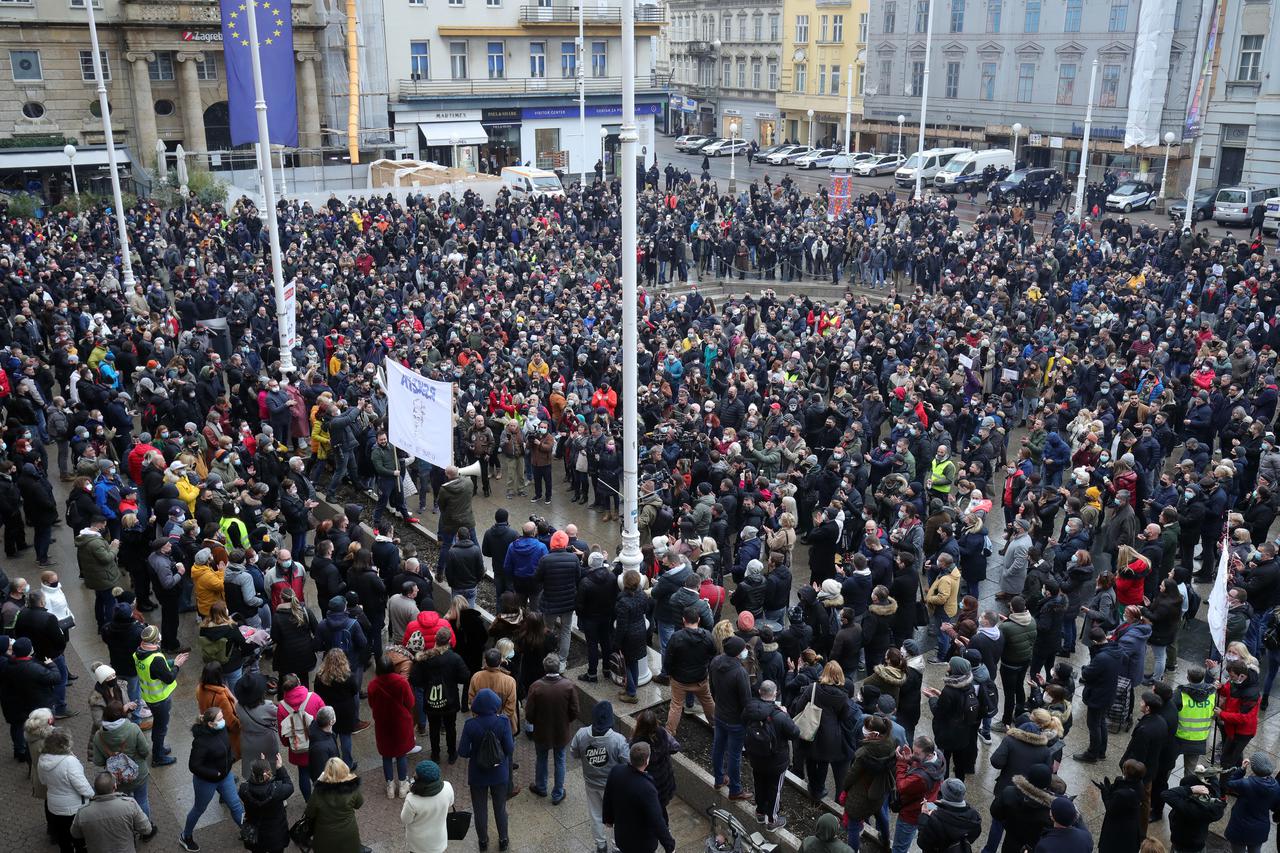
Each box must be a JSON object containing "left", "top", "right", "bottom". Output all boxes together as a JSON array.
[
  {"left": 1263, "top": 195, "right": 1280, "bottom": 234},
  {"left": 934, "top": 149, "right": 1014, "bottom": 191},
  {"left": 674, "top": 135, "right": 710, "bottom": 152},
  {"left": 1214, "top": 185, "right": 1280, "bottom": 225},
  {"left": 854, "top": 153, "right": 905, "bottom": 176},
  {"left": 795, "top": 148, "right": 840, "bottom": 169},
  {"left": 702, "top": 138, "right": 749, "bottom": 157},
  {"left": 827, "top": 152, "right": 878, "bottom": 171},
  {"left": 753, "top": 144, "right": 789, "bottom": 163},
  {"left": 766, "top": 145, "right": 814, "bottom": 165},
  {"left": 1169, "top": 187, "right": 1218, "bottom": 223},
  {"left": 993, "top": 167, "right": 1056, "bottom": 201},
  {"left": 1105, "top": 181, "right": 1156, "bottom": 212},
  {"left": 688, "top": 136, "right": 723, "bottom": 153}
]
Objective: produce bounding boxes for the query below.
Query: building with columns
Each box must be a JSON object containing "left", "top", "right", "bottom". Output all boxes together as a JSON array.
[{"left": 0, "top": 0, "right": 325, "bottom": 184}]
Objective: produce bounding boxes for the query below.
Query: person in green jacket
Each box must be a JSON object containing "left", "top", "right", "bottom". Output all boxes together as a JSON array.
[
  {"left": 371, "top": 432, "right": 415, "bottom": 527},
  {"left": 88, "top": 699, "right": 154, "bottom": 826},
  {"left": 304, "top": 757, "right": 369, "bottom": 853},
  {"left": 76, "top": 513, "right": 122, "bottom": 630},
  {"left": 801, "top": 814, "right": 855, "bottom": 853},
  {"left": 993, "top": 596, "right": 1038, "bottom": 731}
]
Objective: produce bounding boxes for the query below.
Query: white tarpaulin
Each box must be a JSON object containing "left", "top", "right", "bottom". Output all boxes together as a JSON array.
[
  {"left": 1205, "top": 534, "right": 1230, "bottom": 655},
  {"left": 384, "top": 358, "right": 453, "bottom": 469},
  {"left": 1125, "top": 0, "right": 1178, "bottom": 147}
]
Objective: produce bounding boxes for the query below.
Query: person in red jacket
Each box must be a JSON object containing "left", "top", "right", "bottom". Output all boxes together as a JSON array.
[
  {"left": 1114, "top": 546, "right": 1150, "bottom": 609},
  {"left": 590, "top": 383, "right": 618, "bottom": 418},
  {"left": 891, "top": 735, "right": 946, "bottom": 853},
  {"left": 1216, "top": 659, "right": 1262, "bottom": 769}
]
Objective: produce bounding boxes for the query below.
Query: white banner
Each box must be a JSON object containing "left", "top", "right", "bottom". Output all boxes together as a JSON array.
[
  {"left": 384, "top": 358, "right": 454, "bottom": 469},
  {"left": 1205, "top": 534, "right": 1230, "bottom": 655},
  {"left": 1125, "top": 0, "right": 1177, "bottom": 147}
]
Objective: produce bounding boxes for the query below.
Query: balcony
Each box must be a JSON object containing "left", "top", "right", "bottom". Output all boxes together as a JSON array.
[
  {"left": 686, "top": 84, "right": 717, "bottom": 99},
  {"left": 517, "top": 4, "right": 665, "bottom": 25},
  {"left": 398, "top": 72, "right": 671, "bottom": 99},
  {"left": 688, "top": 40, "right": 716, "bottom": 56}
]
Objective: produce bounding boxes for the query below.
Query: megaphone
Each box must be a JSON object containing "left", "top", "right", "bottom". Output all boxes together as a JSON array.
[{"left": 458, "top": 460, "right": 483, "bottom": 479}]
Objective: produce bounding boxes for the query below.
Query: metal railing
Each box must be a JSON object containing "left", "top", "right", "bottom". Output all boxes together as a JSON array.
[
  {"left": 398, "top": 72, "right": 671, "bottom": 98},
  {"left": 687, "top": 39, "right": 716, "bottom": 55},
  {"left": 517, "top": 4, "right": 665, "bottom": 24}
]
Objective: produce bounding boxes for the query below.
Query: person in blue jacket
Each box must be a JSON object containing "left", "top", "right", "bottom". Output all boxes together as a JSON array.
[
  {"left": 1042, "top": 432, "right": 1072, "bottom": 487},
  {"left": 1223, "top": 751, "right": 1280, "bottom": 853},
  {"left": 458, "top": 688, "right": 515, "bottom": 852}
]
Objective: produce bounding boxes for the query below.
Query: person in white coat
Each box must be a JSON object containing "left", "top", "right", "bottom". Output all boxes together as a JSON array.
[
  {"left": 400, "top": 759, "right": 453, "bottom": 853},
  {"left": 38, "top": 728, "right": 94, "bottom": 853},
  {"left": 40, "top": 570, "right": 75, "bottom": 633}
]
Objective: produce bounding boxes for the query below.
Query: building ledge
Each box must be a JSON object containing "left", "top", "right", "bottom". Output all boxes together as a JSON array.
[{"left": 398, "top": 73, "right": 670, "bottom": 100}]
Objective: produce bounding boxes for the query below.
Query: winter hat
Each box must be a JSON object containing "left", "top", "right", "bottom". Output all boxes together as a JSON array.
[
  {"left": 588, "top": 552, "right": 607, "bottom": 569},
  {"left": 550, "top": 530, "right": 569, "bottom": 550},
  {"left": 740, "top": 526, "right": 758, "bottom": 542},
  {"left": 414, "top": 760, "right": 442, "bottom": 783},
  {"left": 1018, "top": 721, "right": 1040, "bottom": 734},
  {"left": 652, "top": 536, "right": 670, "bottom": 557},
  {"left": 948, "top": 656, "right": 971, "bottom": 676},
  {"left": 736, "top": 611, "right": 756, "bottom": 632},
  {"left": 818, "top": 579, "right": 842, "bottom": 600},
  {"left": 592, "top": 700, "right": 615, "bottom": 735},
  {"left": 1026, "top": 764, "right": 1053, "bottom": 790},
  {"left": 1250, "top": 752, "right": 1276, "bottom": 776},
  {"left": 12, "top": 637, "right": 33, "bottom": 657},
  {"left": 939, "top": 778, "right": 967, "bottom": 807},
  {"left": 140, "top": 625, "right": 160, "bottom": 645},
  {"left": 328, "top": 596, "right": 347, "bottom": 613},
  {"left": 94, "top": 664, "right": 116, "bottom": 684},
  {"left": 724, "top": 636, "right": 747, "bottom": 657},
  {"left": 876, "top": 695, "right": 897, "bottom": 714},
  {"left": 1050, "top": 796, "right": 1077, "bottom": 826},
  {"left": 746, "top": 559, "right": 764, "bottom": 578},
  {"left": 963, "top": 648, "right": 983, "bottom": 667}
]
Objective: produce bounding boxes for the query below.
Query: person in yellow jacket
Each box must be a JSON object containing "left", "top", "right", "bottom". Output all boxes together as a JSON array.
[
  {"left": 190, "top": 549, "right": 225, "bottom": 619},
  {"left": 925, "top": 553, "right": 962, "bottom": 664}
]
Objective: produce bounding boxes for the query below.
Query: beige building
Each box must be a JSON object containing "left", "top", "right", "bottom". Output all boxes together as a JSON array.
[
  {"left": 0, "top": 0, "right": 325, "bottom": 176},
  {"left": 776, "top": 0, "right": 867, "bottom": 149}
]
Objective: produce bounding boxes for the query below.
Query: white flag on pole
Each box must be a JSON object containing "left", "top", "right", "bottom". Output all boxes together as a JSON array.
[
  {"left": 384, "top": 357, "right": 453, "bottom": 469},
  {"left": 1205, "top": 534, "right": 1230, "bottom": 655}
]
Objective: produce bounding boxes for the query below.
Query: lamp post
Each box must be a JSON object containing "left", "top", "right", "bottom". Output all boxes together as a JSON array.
[
  {"left": 578, "top": 0, "right": 586, "bottom": 187},
  {"left": 63, "top": 144, "right": 79, "bottom": 199},
  {"left": 729, "top": 120, "right": 739, "bottom": 197},
  {"left": 1072, "top": 58, "right": 1099, "bottom": 224},
  {"left": 1011, "top": 122, "right": 1022, "bottom": 167},
  {"left": 844, "top": 64, "right": 854, "bottom": 154},
  {"left": 896, "top": 114, "right": 905, "bottom": 156},
  {"left": 619, "top": 0, "right": 642, "bottom": 592},
  {"left": 912, "top": 0, "right": 935, "bottom": 201},
  {"left": 450, "top": 134, "right": 461, "bottom": 170},
  {"left": 599, "top": 125, "right": 608, "bottom": 178},
  {"left": 79, "top": 0, "right": 134, "bottom": 287},
  {"left": 1159, "top": 130, "right": 1176, "bottom": 200},
  {"left": 807, "top": 108, "right": 815, "bottom": 148}
]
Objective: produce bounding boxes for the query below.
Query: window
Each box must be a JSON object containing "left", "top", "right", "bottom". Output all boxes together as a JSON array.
[
  {"left": 487, "top": 41, "right": 504, "bottom": 79},
  {"left": 148, "top": 52, "right": 175, "bottom": 82},
  {"left": 883, "top": 1, "right": 897, "bottom": 33},
  {"left": 410, "top": 41, "right": 430, "bottom": 79},
  {"left": 856, "top": 63, "right": 865, "bottom": 94},
  {"left": 950, "top": 0, "right": 964, "bottom": 32},
  {"left": 591, "top": 41, "right": 606, "bottom": 77},
  {"left": 737, "top": 60, "right": 746, "bottom": 87},
  {"left": 769, "top": 13, "right": 780, "bottom": 40},
  {"left": 987, "top": 0, "right": 1001, "bottom": 31},
  {"left": 833, "top": 14, "right": 844, "bottom": 41},
  {"left": 818, "top": 63, "right": 826, "bottom": 94},
  {"left": 914, "top": 0, "right": 929, "bottom": 32},
  {"left": 722, "top": 16, "right": 731, "bottom": 41},
  {"left": 910, "top": 59, "right": 925, "bottom": 95},
  {"left": 1016, "top": 61, "right": 1034, "bottom": 101},
  {"left": 69, "top": 0, "right": 104, "bottom": 7},
  {"left": 194, "top": 54, "right": 217, "bottom": 80},
  {"left": 767, "top": 59, "right": 778, "bottom": 89},
  {"left": 1108, "top": 0, "right": 1127, "bottom": 31},
  {"left": 448, "top": 0, "right": 462, "bottom": 7},
  {"left": 738, "top": 13, "right": 747, "bottom": 41},
  {"left": 723, "top": 59, "right": 731, "bottom": 86},
  {"left": 753, "top": 14, "right": 763, "bottom": 41},
  {"left": 980, "top": 61, "right": 996, "bottom": 99},
  {"left": 529, "top": 42, "right": 545, "bottom": 78},
  {"left": 793, "top": 62, "right": 806, "bottom": 92},
  {"left": 21, "top": 101, "right": 43, "bottom": 119},
  {"left": 795, "top": 14, "right": 809, "bottom": 42},
  {"left": 1056, "top": 62, "right": 1076, "bottom": 104},
  {"left": 880, "top": 57, "right": 893, "bottom": 91},
  {"left": 751, "top": 60, "right": 761, "bottom": 88},
  {"left": 154, "top": 98, "right": 174, "bottom": 115},
  {"left": 830, "top": 64, "right": 840, "bottom": 95},
  {"left": 450, "top": 41, "right": 468, "bottom": 79},
  {"left": 9, "top": 50, "right": 40, "bottom": 81},
  {"left": 0, "top": 0, "right": 34, "bottom": 5},
  {"left": 487, "top": 0, "right": 500, "bottom": 7},
  {"left": 1238, "top": 34, "right": 1263, "bottom": 81},
  {"left": 79, "top": 49, "right": 109, "bottom": 82},
  {"left": 1063, "top": 0, "right": 1081, "bottom": 31},
  {"left": 560, "top": 41, "right": 575, "bottom": 78},
  {"left": 1100, "top": 63, "right": 1121, "bottom": 106},
  {"left": 1023, "top": 0, "right": 1039, "bottom": 32},
  {"left": 858, "top": 13, "right": 867, "bottom": 42},
  {"left": 408, "top": 0, "right": 424, "bottom": 7},
  {"left": 820, "top": 14, "right": 828, "bottom": 41},
  {"left": 944, "top": 60, "right": 959, "bottom": 97}
]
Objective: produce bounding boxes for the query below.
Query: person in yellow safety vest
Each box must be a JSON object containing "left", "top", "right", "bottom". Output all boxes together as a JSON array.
[
  {"left": 1171, "top": 665, "right": 1217, "bottom": 777},
  {"left": 133, "top": 624, "right": 189, "bottom": 767},
  {"left": 928, "top": 445, "right": 957, "bottom": 501},
  {"left": 219, "top": 506, "right": 249, "bottom": 551}
]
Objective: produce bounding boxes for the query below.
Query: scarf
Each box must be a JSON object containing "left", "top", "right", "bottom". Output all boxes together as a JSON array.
[{"left": 944, "top": 672, "right": 973, "bottom": 689}]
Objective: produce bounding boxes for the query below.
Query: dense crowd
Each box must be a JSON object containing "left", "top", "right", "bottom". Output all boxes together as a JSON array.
[{"left": 0, "top": 166, "right": 1278, "bottom": 853}]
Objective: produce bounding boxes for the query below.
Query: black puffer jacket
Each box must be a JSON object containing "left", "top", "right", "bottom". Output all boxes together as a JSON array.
[
  {"left": 239, "top": 765, "right": 295, "bottom": 851},
  {"left": 790, "top": 680, "right": 852, "bottom": 761},
  {"left": 730, "top": 575, "right": 766, "bottom": 617},
  {"left": 576, "top": 565, "right": 618, "bottom": 623},
  {"left": 917, "top": 801, "right": 983, "bottom": 853},
  {"left": 270, "top": 604, "right": 318, "bottom": 678},
  {"left": 538, "top": 549, "right": 582, "bottom": 615},
  {"left": 445, "top": 538, "right": 485, "bottom": 591},
  {"left": 189, "top": 723, "right": 236, "bottom": 782}
]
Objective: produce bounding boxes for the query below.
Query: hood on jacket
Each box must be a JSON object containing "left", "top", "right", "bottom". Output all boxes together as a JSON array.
[
  {"left": 593, "top": 700, "right": 615, "bottom": 735},
  {"left": 1012, "top": 774, "right": 1057, "bottom": 807},
  {"left": 1007, "top": 610, "right": 1034, "bottom": 627},
  {"left": 869, "top": 598, "right": 898, "bottom": 617},
  {"left": 813, "top": 813, "right": 842, "bottom": 841},
  {"left": 871, "top": 664, "right": 906, "bottom": 686},
  {"left": 471, "top": 687, "right": 501, "bottom": 716},
  {"left": 1007, "top": 726, "right": 1050, "bottom": 747}
]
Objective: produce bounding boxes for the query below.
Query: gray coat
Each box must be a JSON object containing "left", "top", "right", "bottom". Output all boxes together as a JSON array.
[
  {"left": 1000, "top": 532, "right": 1032, "bottom": 595},
  {"left": 238, "top": 700, "right": 281, "bottom": 766},
  {"left": 70, "top": 792, "right": 152, "bottom": 850}
]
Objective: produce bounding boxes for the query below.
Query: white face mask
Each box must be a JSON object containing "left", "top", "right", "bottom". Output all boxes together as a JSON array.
[{"left": 738, "top": 649, "right": 749, "bottom": 661}]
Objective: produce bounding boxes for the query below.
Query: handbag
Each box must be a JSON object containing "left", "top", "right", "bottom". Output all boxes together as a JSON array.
[
  {"left": 795, "top": 683, "right": 823, "bottom": 742},
  {"left": 58, "top": 615, "right": 76, "bottom": 632},
  {"left": 446, "top": 805, "right": 472, "bottom": 841},
  {"left": 239, "top": 821, "right": 259, "bottom": 847},
  {"left": 288, "top": 816, "right": 315, "bottom": 851}
]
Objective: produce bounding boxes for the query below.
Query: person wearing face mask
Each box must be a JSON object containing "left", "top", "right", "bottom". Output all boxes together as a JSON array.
[
  {"left": 709, "top": 635, "right": 754, "bottom": 802},
  {"left": 180, "top": 706, "right": 244, "bottom": 851}
]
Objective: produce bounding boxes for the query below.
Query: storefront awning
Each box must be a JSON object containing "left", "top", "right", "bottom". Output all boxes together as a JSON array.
[
  {"left": 418, "top": 121, "right": 488, "bottom": 147},
  {"left": 0, "top": 146, "right": 131, "bottom": 171}
]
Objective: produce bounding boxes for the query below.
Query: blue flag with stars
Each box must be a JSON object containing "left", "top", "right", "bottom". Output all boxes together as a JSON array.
[{"left": 219, "top": 0, "right": 298, "bottom": 147}]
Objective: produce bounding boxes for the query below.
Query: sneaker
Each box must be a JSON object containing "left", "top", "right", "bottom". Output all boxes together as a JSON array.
[
  {"left": 927, "top": 657, "right": 949, "bottom": 666},
  {"left": 1072, "top": 752, "right": 1100, "bottom": 763},
  {"left": 405, "top": 516, "right": 419, "bottom": 524},
  {"left": 529, "top": 785, "right": 548, "bottom": 797},
  {"left": 54, "top": 710, "right": 79, "bottom": 720},
  {"left": 728, "top": 791, "right": 753, "bottom": 801},
  {"left": 544, "top": 499, "right": 552, "bottom": 505},
  {"left": 990, "top": 721, "right": 1008, "bottom": 733},
  {"left": 551, "top": 792, "right": 566, "bottom": 805},
  {"left": 766, "top": 816, "right": 787, "bottom": 831},
  {"left": 179, "top": 836, "right": 200, "bottom": 853},
  {"left": 398, "top": 779, "right": 411, "bottom": 798},
  {"left": 387, "top": 781, "right": 397, "bottom": 799},
  {"left": 354, "top": 720, "right": 372, "bottom": 732},
  {"left": 152, "top": 756, "right": 176, "bottom": 767},
  {"left": 408, "top": 745, "right": 422, "bottom": 755},
  {"left": 578, "top": 673, "right": 598, "bottom": 683},
  {"left": 979, "top": 731, "right": 992, "bottom": 745},
  {"left": 755, "top": 814, "right": 767, "bottom": 825},
  {"left": 618, "top": 692, "right": 638, "bottom": 704}
]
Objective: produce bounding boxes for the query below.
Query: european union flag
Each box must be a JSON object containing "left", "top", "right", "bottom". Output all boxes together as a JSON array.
[{"left": 219, "top": 0, "right": 298, "bottom": 147}]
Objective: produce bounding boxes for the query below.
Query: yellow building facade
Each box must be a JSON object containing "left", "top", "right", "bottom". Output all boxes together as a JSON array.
[{"left": 775, "top": 0, "right": 867, "bottom": 150}]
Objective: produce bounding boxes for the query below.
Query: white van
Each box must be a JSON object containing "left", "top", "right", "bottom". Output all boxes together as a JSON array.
[
  {"left": 1214, "top": 185, "right": 1280, "bottom": 226},
  {"left": 934, "top": 148, "right": 1014, "bottom": 191},
  {"left": 500, "top": 166, "right": 565, "bottom": 199},
  {"left": 1262, "top": 195, "right": 1280, "bottom": 235},
  {"left": 894, "top": 147, "right": 969, "bottom": 188}
]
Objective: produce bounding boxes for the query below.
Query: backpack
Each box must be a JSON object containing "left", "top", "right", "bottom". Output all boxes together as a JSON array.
[
  {"left": 743, "top": 708, "right": 779, "bottom": 758},
  {"left": 1264, "top": 609, "right": 1280, "bottom": 651},
  {"left": 96, "top": 733, "right": 140, "bottom": 787},
  {"left": 280, "top": 692, "right": 315, "bottom": 753},
  {"left": 329, "top": 619, "right": 355, "bottom": 657},
  {"left": 978, "top": 678, "right": 998, "bottom": 720},
  {"left": 475, "top": 728, "right": 504, "bottom": 770},
  {"left": 651, "top": 504, "right": 675, "bottom": 537},
  {"left": 962, "top": 684, "right": 983, "bottom": 726},
  {"left": 197, "top": 634, "right": 230, "bottom": 664},
  {"left": 1183, "top": 586, "right": 1203, "bottom": 625}
]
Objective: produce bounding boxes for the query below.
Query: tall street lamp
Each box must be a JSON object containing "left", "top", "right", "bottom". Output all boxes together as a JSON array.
[
  {"left": 599, "top": 125, "right": 608, "bottom": 178},
  {"left": 1011, "top": 122, "right": 1022, "bottom": 167},
  {"left": 63, "top": 144, "right": 79, "bottom": 199},
  {"left": 897, "top": 114, "right": 905, "bottom": 156},
  {"left": 807, "top": 108, "right": 815, "bottom": 147},
  {"left": 728, "top": 120, "right": 739, "bottom": 197},
  {"left": 1159, "top": 130, "right": 1176, "bottom": 200}
]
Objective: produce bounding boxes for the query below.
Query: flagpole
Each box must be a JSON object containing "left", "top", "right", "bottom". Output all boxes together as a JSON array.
[
  {"left": 243, "top": 0, "right": 295, "bottom": 374},
  {"left": 82, "top": 0, "right": 135, "bottom": 288}
]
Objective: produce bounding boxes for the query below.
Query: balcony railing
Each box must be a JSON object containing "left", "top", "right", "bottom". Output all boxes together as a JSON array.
[
  {"left": 398, "top": 72, "right": 671, "bottom": 99},
  {"left": 517, "top": 4, "right": 666, "bottom": 24},
  {"left": 687, "top": 40, "right": 716, "bottom": 56}
]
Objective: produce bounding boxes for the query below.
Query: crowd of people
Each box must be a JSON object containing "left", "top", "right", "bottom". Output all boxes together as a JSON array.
[{"left": 0, "top": 162, "right": 1277, "bottom": 853}]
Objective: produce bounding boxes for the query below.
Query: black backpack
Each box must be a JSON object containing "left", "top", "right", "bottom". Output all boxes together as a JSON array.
[
  {"left": 651, "top": 504, "right": 675, "bottom": 537},
  {"left": 962, "top": 685, "right": 983, "bottom": 726},
  {"left": 476, "top": 728, "right": 504, "bottom": 770},
  {"left": 1184, "top": 586, "right": 1203, "bottom": 625},
  {"left": 744, "top": 709, "right": 779, "bottom": 758}
]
